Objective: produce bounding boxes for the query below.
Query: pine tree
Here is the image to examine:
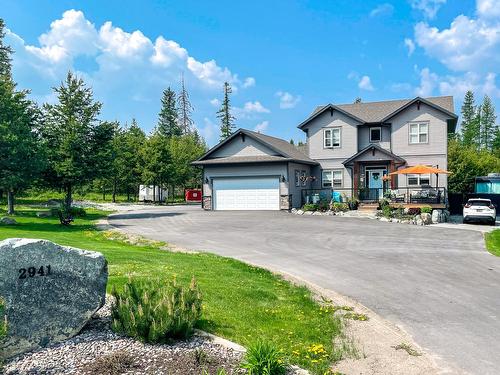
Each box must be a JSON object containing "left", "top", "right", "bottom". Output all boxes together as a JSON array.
[
  {"left": 289, "top": 139, "right": 295, "bottom": 145},
  {"left": 354, "top": 97, "right": 362, "bottom": 104},
  {"left": 461, "top": 90, "right": 480, "bottom": 148},
  {"left": 217, "top": 82, "right": 236, "bottom": 141},
  {"left": 0, "top": 18, "right": 13, "bottom": 79},
  {"left": 158, "top": 87, "right": 181, "bottom": 137},
  {"left": 42, "top": 72, "right": 106, "bottom": 211},
  {"left": 480, "top": 95, "right": 497, "bottom": 150},
  {"left": 177, "top": 73, "right": 194, "bottom": 134}
]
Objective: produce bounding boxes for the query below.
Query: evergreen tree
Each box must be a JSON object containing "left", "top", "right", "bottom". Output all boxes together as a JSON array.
[
  {"left": 42, "top": 72, "right": 108, "bottom": 210},
  {"left": 480, "top": 95, "right": 497, "bottom": 150},
  {"left": 354, "top": 97, "right": 362, "bottom": 104},
  {"left": 158, "top": 87, "right": 181, "bottom": 137},
  {"left": 217, "top": 81, "right": 236, "bottom": 141},
  {"left": 0, "top": 77, "right": 43, "bottom": 214},
  {"left": 124, "top": 119, "right": 147, "bottom": 199},
  {"left": 289, "top": 139, "right": 295, "bottom": 145},
  {"left": 0, "top": 19, "right": 13, "bottom": 79},
  {"left": 461, "top": 90, "right": 480, "bottom": 147},
  {"left": 177, "top": 73, "right": 194, "bottom": 134},
  {"left": 141, "top": 131, "right": 171, "bottom": 201}
]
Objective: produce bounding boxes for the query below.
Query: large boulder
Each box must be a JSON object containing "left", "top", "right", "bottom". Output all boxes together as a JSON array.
[
  {"left": 0, "top": 238, "right": 107, "bottom": 359},
  {"left": 431, "top": 209, "right": 444, "bottom": 224},
  {"left": 421, "top": 212, "right": 432, "bottom": 225}
]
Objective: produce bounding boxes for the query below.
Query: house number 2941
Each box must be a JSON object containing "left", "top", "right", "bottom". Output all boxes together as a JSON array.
[{"left": 18, "top": 265, "right": 52, "bottom": 279}]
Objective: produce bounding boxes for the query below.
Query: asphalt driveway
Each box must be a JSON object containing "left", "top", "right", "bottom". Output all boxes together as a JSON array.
[{"left": 109, "top": 206, "right": 500, "bottom": 374}]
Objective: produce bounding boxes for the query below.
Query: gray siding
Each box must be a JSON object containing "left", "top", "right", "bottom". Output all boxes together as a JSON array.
[
  {"left": 358, "top": 126, "right": 391, "bottom": 151},
  {"left": 211, "top": 136, "right": 279, "bottom": 158},
  {"left": 304, "top": 110, "right": 360, "bottom": 160}
]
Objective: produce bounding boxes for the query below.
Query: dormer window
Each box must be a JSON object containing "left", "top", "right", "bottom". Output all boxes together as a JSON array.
[
  {"left": 369, "top": 127, "right": 381, "bottom": 143},
  {"left": 324, "top": 128, "right": 341, "bottom": 148}
]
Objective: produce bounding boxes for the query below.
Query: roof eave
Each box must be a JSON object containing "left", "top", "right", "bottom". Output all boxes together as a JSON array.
[
  {"left": 381, "top": 97, "right": 458, "bottom": 123},
  {"left": 297, "top": 104, "right": 364, "bottom": 130}
]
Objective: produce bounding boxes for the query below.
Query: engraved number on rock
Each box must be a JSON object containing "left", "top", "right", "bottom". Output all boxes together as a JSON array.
[{"left": 18, "top": 265, "right": 51, "bottom": 279}]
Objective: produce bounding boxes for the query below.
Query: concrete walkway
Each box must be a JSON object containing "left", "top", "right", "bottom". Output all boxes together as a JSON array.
[{"left": 109, "top": 206, "right": 500, "bottom": 375}]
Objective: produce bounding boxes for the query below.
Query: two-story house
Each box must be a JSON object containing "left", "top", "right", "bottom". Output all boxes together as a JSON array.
[{"left": 193, "top": 96, "right": 457, "bottom": 211}]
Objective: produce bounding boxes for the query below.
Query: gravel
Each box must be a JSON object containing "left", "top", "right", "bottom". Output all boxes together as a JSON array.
[{"left": 4, "top": 301, "right": 244, "bottom": 375}]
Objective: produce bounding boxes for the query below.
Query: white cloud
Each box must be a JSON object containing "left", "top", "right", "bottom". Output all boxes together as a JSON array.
[
  {"left": 254, "top": 120, "right": 269, "bottom": 133},
  {"left": 414, "top": 2, "right": 500, "bottom": 72},
  {"left": 404, "top": 38, "right": 416, "bottom": 56},
  {"left": 198, "top": 117, "right": 219, "bottom": 144},
  {"left": 358, "top": 75, "right": 375, "bottom": 91},
  {"left": 210, "top": 98, "right": 220, "bottom": 107},
  {"left": 275, "top": 91, "right": 301, "bottom": 109},
  {"left": 243, "top": 101, "right": 270, "bottom": 113},
  {"left": 10, "top": 9, "right": 242, "bottom": 91},
  {"left": 410, "top": 0, "right": 447, "bottom": 19},
  {"left": 370, "top": 3, "right": 394, "bottom": 17},
  {"left": 243, "top": 77, "right": 256, "bottom": 88},
  {"left": 477, "top": 0, "right": 500, "bottom": 18},
  {"left": 414, "top": 67, "right": 500, "bottom": 100}
]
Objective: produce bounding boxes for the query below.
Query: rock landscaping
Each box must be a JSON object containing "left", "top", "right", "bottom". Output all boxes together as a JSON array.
[
  {"left": 3, "top": 300, "right": 245, "bottom": 375},
  {"left": 0, "top": 217, "right": 17, "bottom": 225}
]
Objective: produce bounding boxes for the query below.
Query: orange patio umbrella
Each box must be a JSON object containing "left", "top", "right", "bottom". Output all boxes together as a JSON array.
[{"left": 389, "top": 164, "right": 451, "bottom": 189}]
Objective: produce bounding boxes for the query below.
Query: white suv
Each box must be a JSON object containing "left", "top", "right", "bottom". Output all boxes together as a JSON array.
[{"left": 463, "top": 198, "right": 497, "bottom": 225}]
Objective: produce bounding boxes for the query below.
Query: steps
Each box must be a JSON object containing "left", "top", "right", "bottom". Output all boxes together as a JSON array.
[{"left": 358, "top": 203, "right": 379, "bottom": 212}]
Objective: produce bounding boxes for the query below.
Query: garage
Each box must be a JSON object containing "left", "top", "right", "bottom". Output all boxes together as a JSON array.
[{"left": 213, "top": 177, "right": 280, "bottom": 211}]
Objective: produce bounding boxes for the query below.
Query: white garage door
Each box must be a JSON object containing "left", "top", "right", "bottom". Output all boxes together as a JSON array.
[{"left": 213, "top": 177, "right": 280, "bottom": 211}]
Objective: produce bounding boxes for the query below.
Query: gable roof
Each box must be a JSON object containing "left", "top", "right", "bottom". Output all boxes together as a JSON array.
[
  {"left": 342, "top": 144, "right": 406, "bottom": 166},
  {"left": 298, "top": 96, "right": 457, "bottom": 129},
  {"left": 192, "top": 128, "right": 318, "bottom": 166}
]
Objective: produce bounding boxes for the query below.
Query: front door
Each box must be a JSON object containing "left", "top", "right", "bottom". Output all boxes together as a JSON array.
[{"left": 368, "top": 169, "right": 386, "bottom": 200}]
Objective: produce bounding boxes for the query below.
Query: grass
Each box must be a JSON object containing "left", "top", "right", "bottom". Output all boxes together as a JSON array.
[
  {"left": 485, "top": 229, "right": 500, "bottom": 256},
  {"left": 0, "top": 205, "right": 353, "bottom": 374}
]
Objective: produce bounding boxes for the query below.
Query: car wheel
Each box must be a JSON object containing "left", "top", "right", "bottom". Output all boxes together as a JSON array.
[{"left": 491, "top": 220, "right": 496, "bottom": 226}]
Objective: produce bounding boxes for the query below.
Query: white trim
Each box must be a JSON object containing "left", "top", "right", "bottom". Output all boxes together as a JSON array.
[
  {"left": 369, "top": 127, "right": 382, "bottom": 143},
  {"left": 407, "top": 173, "right": 431, "bottom": 186},
  {"left": 408, "top": 121, "right": 429, "bottom": 144},
  {"left": 323, "top": 127, "right": 341, "bottom": 148}
]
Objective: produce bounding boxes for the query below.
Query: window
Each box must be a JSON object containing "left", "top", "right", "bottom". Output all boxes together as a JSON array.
[
  {"left": 369, "top": 127, "right": 381, "bottom": 142},
  {"left": 322, "top": 170, "right": 343, "bottom": 188},
  {"left": 295, "top": 170, "right": 300, "bottom": 187},
  {"left": 301, "top": 170, "right": 307, "bottom": 186},
  {"left": 407, "top": 174, "right": 430, "bottom": 186},
  {"left": 324, "top": 128, "right": 341, "bottom": 148},
  {"left": 409, "top": 122, "right": 429, "bottom": 144}
]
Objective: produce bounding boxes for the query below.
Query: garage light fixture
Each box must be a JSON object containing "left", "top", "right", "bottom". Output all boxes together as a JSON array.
[{"left": 281, "top": 175, "right": 286, "bottom": 182}]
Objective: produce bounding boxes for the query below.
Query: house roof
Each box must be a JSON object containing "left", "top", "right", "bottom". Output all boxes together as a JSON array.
[
  {"left": 298, "top": 96, "right": 457, "bottom": 129},
  {"left": 192, "top": 128, "right": 319, "bottom": 166},
  {"left": 342, "top": 144, "right": 406, "bottom": 166}
]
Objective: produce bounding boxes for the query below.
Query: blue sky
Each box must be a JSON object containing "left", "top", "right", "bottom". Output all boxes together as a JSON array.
[{"left": 1, "top": 0, "right": 499, "bottom": 145}]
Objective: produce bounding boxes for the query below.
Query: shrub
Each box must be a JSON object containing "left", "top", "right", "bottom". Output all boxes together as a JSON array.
[
  {"left": 420, "top": 206, "right": 432, "bottom": 214},
  {"left": 241, "top": 340, "right": 288, "bottom": 375},
  {"left": 407, "top": 207, "right": 421, "bottom": 216},
  {"left": 0, "top": 298, "right": 7, "bottom": 339},
  {"left": 318, "top": 199, "right": 329, "bottom": 212},
  {"left": 111, "top": 277, "right": 202, "bottom": 343},
  {"left": 378, "top": 198, "right": 390, "bottom": 210},
  {"left": 50, "top": 206, "right": 87, "bottom": 217},
  {"left": 302, "top": 203, "right": 318, "bottom": 212},
  {"left": 331, "top": 202, "right": 349, "bottom": 213},
  {"left": 382, "top": 205, "right": 393, "bottom": 218}
]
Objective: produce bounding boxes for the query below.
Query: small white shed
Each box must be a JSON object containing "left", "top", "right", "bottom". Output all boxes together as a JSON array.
[{"left": 138, "top": 185, "right": 168, "bottom": 202}]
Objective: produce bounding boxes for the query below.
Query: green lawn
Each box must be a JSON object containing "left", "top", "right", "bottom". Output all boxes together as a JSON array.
[
  {"left": 485, "top": 229, "right": 500, "bottom": 256},
  {"left": 0, "top": 207, "right": 353, "bottom": 374}
]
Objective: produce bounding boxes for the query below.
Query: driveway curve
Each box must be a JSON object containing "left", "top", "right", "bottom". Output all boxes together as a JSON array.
[{"left": 109, "top": 205, "right": 500, "bottom": 375}]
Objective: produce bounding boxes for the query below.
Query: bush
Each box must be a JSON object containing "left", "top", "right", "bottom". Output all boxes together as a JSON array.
[
  {"left": 302, "top": 203, "right": 318, "bottom": 212},
  {"left": 241, "top": 340, "right": 288, "bottom": 375},
  {"left": 318, "top": 199, "right": 329, "bottom": 212},
  {"left": 330, "top": 202, "right": 348, "bottom": 212},
  {"left": 420, "top": 206, "right": 432, "bottom": 214},
  {"left": 382, "top": 205, "right": 393, "bottom": 218},
  {"left": 378, "top": 198, "right": 390, "bottom": 210},
  {"left": 50, "top": 206, "right": 87, "bottom": 217},
  {"left": 111, "top": 277, "right": 202, "bottom": 343},
  {"left": 0, "top": 298, "right": 7, "bottom": 339}
]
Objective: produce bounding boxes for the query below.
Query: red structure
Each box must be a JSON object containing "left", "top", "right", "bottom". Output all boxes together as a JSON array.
[{"left": 185, "top": 189, "right": 202, "bottom": 202}]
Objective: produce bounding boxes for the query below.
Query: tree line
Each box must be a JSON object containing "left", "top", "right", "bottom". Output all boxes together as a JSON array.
[
  {"left": 448, "top": 90, "right": 500, "bottom": 193},
  {"left": 0, "top": 19, "right": 207, "bottom": 214}
]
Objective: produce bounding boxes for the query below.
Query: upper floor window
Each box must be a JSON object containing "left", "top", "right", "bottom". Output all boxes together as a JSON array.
[
  {"left": 324, "top": 128, "right": 341, "bottom": 148},
  {"left": 409, "top": 122, "right": 428, "bottom": 144},
  {"left": 369, "top": 127, "right": 381, "bottom": 142},
  {"left": 322, "top": 170, "right": 343, "bottom": 188}
]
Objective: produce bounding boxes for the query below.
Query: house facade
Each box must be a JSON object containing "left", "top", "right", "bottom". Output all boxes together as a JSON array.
[{"left": 193, "top": 96, "right": 457, "bottom": 211}]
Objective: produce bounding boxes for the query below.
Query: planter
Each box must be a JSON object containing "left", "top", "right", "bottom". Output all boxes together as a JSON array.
[{"left": 348, "top": 202, "right": 359, "bottom": 210}]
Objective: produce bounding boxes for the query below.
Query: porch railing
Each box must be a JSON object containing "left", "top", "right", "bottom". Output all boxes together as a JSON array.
[{"left": 301, "top": 187, "right": 447, "bottom": 206}]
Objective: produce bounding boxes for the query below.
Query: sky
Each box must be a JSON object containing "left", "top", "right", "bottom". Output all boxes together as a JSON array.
[{"left": 1, "top": 0, "right": 499, "bottom": 146}]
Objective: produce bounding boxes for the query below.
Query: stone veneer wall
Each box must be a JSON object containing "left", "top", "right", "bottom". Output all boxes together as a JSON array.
[
  {"left": 202, "top": 196, "right": 212, "bottom": 210},
  {"left": 280, "top": 195, "right": 291, "bottom": 210}
]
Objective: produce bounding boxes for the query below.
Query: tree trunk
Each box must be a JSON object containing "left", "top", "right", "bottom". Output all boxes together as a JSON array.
[
  {"left": 112, "top": 178, "right": 117, "bottom": 203},
  {"left": 0, "top": 190, "right": 3, "bottom": 200},
  {"left": 127, "top": 186, "right": 130, "bottom": 202},
  {"left": 65, "top": 184, "right": 72, "bottom": 211},
  {"left": 102, "top": 186, "right": 106, "bottom": 201},
  {"left": 7, "top": 191, "right": 14, "bottom": 215}
]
